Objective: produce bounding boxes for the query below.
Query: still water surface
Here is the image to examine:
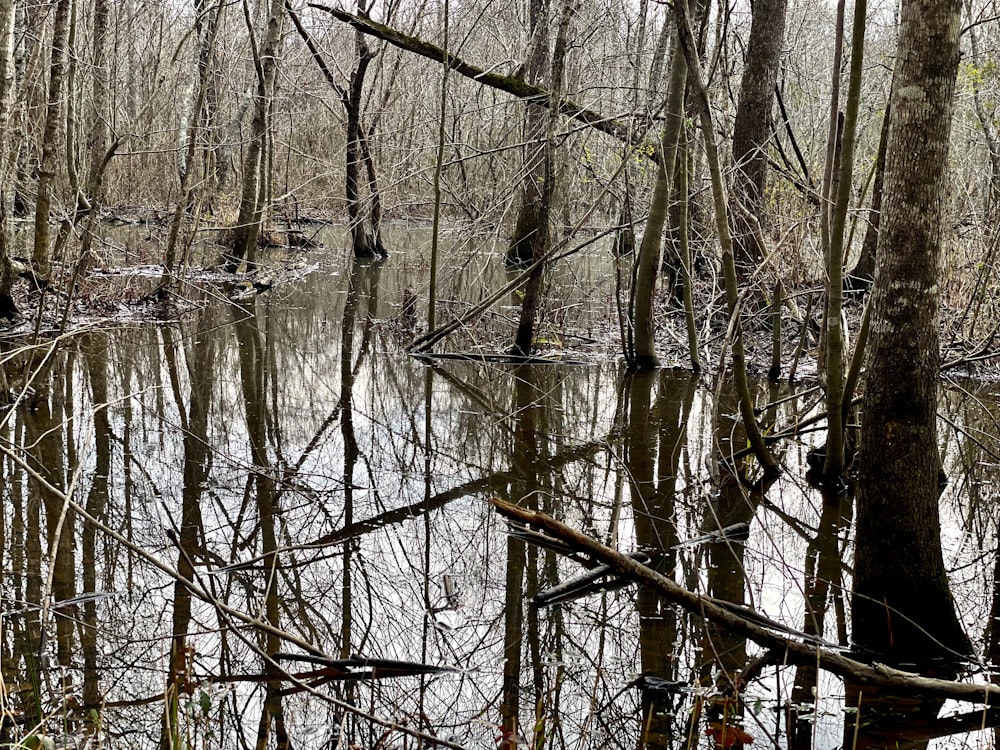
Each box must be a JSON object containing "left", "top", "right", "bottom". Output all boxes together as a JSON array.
[{"left": 1, "top": 227, "right": 999, "bottom": 749}]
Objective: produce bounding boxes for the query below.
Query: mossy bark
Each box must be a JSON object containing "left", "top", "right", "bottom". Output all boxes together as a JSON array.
[{"left": 853, "top": 0, "right": 971, "bottom": 666}]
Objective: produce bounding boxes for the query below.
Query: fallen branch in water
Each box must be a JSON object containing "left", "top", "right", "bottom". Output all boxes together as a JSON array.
[{"left": 490, "top": 496, "right": 1000, "bottom": 705}]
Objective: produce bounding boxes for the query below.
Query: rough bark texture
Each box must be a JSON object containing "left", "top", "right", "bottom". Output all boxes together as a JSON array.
[
  {"left": 32, "top": 0, "right": 72, "bottom": 285},
  {"left": 344, "top": 39, "right": 384, "bottom": 259},
  {"left": 86, "top": 0, "right": 109, "bottom": 196},
  {"left": 853, "top": 0, "right": 971, "bottom": 666},
  {"left": 730, "top": 0, "right": 787, "bottom": 276},
  {"left": 511, "top": 0, "right": 573, "bottom": 356}
]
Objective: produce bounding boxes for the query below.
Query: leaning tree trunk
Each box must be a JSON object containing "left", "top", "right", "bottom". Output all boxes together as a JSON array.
[
  {"left": 228, "top": 0, "right": 284, "bottom": 272},
  {"left": 32, "top": 0, "right": 72, "bottom": 287},
  {"left": 852, "top": 0, "right": 971, "bottom": 666},
  {"left": 729, "top": 0, "right": 787, "bottom": 279}
]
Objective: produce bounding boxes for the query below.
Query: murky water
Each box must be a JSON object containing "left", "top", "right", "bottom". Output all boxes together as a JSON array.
[{"left": 1, "top": 227, "right": 999, "bottom": 749}]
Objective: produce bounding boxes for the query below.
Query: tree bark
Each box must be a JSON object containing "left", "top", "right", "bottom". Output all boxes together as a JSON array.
[
  {"left": 847, "top": 103, "right": 889, "bottom": 290},
  {"left": 32, "top": 0, "right": 72, "bottom": 286},
  {"left": 853, "top": 0, "right": 971, "bottom": 666},
  {"left": 0, "top": 0, "right": 19, "bottom": 317},
  {"left": 293, "top": 1, "right": 387, "bottom": 260},
  {"left": 629, "top": 31, "right": 686, "bottom": 369},
  {"left": 344, "top": 34, "right": 384, "bottom": 259},
  {"left": 505, "top": 0, "right": 550, "bottom": 269},
  {"left": 228, "top": 0, "right": 285, "bottom": 271},
  {"left": 730, "top": 0, "right": 787, "bottom": 276}
]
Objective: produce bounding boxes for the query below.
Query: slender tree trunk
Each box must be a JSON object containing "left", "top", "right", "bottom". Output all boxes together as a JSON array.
[
  {"left": 78, "top": 0, "right": 110, "bottom": 263},
  {"left": 0, "top": 0, "right": 19, "bottom": 318},
  {"left": 674, "top": 0, "right": 780, "bottom": 476},
  {"left": 630, "top": 31, "right": 686, "bottom": 369},
  {"left": 512, "top": 0, "right": 574, "bottom": 356},
  {"left": 228, "top": 0, "right": 284, "bottom": 271},
  {"left": 33, "top": 0, "right": 72, "bottom": 286},
  {"left": 289, "top": 1, "right": 387, "bottom": 259},
  {"left": 344, "top": 35, "right": 383, "bottom": 259},
  {"left": 823, "top": 0, "right": 867, "bottom": 481},
  {"left": 847, "top": 104, "right": 889, "bottom": 289},
  {"left": 853, "top": 0, "right": 971, "bottom": 666},
  {"left": 162, "top": 0, "right": 224, "bottom": 280},
  {"left": 507, "top": 0, "right": 552, "bottom": 356}
]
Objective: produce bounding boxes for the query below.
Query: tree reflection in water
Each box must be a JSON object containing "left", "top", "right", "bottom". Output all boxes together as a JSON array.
[{"left": 1, "top": 250, "right": 1000, "bottom": 748}]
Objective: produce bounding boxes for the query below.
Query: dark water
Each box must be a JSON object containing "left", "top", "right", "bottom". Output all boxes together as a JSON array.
[{"left": 0, "top": 228, "right": 999, "bottom": 749}]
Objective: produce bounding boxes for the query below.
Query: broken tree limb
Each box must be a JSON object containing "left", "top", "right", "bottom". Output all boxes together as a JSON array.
[
  {"left": 308, "top": 4, "right": 658, "bottom": 163},
  {"left": 489, "top": 497, "right": 1000, "bottom": 706}
]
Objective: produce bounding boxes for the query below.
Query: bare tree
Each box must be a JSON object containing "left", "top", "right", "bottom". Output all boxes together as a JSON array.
[
  {"left": 0, "top": 0, "right": 19, "bottom": 317},
  {"left": 227, "top": 0, "right": 286, "bottom": 271},
  {"left": 32, "top": 0, "right": 72, "bottom": 286}
]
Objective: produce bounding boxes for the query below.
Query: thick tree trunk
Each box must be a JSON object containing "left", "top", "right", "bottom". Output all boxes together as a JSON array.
[
  {"left": 853, "top": 0, "right": 970, "bottom": 666},
  {"left": 730, "top": 0, "right": 787, "bottom": 277}
]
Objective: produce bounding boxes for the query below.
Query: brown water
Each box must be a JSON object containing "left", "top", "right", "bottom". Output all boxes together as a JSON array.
[{"left": 0, "top": 227, "right": 998, "bottom": 749}]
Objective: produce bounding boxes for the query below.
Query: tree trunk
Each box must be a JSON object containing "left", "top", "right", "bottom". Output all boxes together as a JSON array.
[
  {"left": 853, "top": 0, "right": 970, "bottom": 666},
  {"left": 630, "top": 31, "right": 686, "bottom": 369},
  {"left": 344, "top": 36, "right": 384, "bottom": 259},
  {"left": 729, "top": 0, "right": 787, "bottom": 277},
  {"left": 78, "top": 0, "right": 110, "bottom": 262},
  {"left": 32, "top": 0, "right": 72, "bottom": 286},
  {"left": 0, "top": 0, "right": 19, "bottom": 317},
  {"left": 511, "top": 0, "right": 574, "bottom": 356},
  {"left": 847, "top": 103, "right": 889, "bottom": 290},
  {"left": 228, "top": 0, "right": 284, "bottom": 272},
  {"left": 289, "top": 1, "right": 387, "bottom": 260},
  {"left": 505, "top": 0, "right": 551, "bottom": 271}
]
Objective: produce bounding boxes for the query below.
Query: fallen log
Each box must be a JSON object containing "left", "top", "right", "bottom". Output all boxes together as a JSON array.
[{"left": 490, "top": 497, "right": 1000, "bottom": 706}]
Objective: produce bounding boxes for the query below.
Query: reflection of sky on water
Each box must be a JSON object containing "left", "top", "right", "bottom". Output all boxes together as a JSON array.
[{"left": 1, "top": 231, "right": 999, "bottom": 747}]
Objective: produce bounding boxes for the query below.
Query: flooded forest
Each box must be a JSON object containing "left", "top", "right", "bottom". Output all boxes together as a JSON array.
[{"left": 5, "top": 0, "right": 1000, "bottom": 748}]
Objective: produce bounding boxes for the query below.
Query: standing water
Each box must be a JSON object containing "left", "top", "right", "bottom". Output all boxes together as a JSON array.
[{"left": 0, "top": 226, "right": 998, "bottom": 749}]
